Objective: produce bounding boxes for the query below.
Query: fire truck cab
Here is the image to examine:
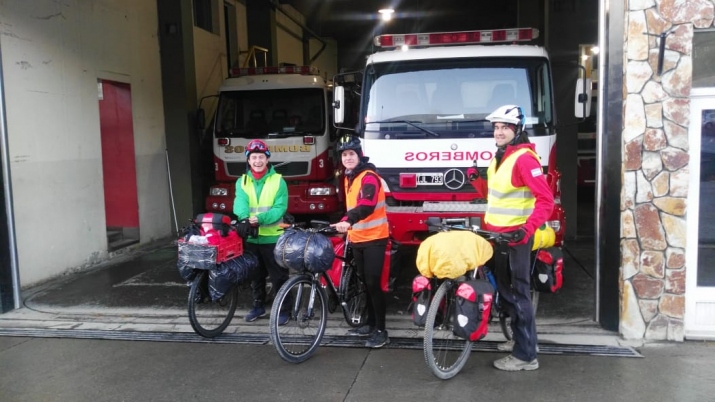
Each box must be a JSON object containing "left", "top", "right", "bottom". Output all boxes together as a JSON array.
[
  {"left": 203, "top": 65, "right": 341, "bottom": 218},
  {"left": 333, "top": 28, "right": 591, "bottom": 246}
]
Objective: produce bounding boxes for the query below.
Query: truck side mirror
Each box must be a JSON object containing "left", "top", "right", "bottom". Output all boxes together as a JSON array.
[
  {"left": 196, "top": 108, "right": 206, "bottom": 130},
  {"left": 333, "top": 86, "right": 345, "bottom": 124},
  {"left": 574, "top": 78, "right": 592, "bottom": 119}
]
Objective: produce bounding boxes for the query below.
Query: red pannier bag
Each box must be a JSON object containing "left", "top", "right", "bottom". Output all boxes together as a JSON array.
[
  {"left": 411, "top": 275, "right": 432, "bottom": 327},
  {"left": 452, "top": 280, "right": 494, "bottom": 341},
  {"left": 381, "top": 239, "right": 399, "bottom": 292},
  {"left": 322, "top": 236, "right": 346, "bottom": 288},
  {"left": 532, "top": 247, "right": 563, "bottom": 293},
  {"left": 195, "top": 213, "right": 232, "bottom": 237}
]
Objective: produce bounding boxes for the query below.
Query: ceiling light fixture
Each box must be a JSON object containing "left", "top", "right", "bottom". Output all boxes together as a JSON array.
[{"left": 378, "top": 8, "right": 395, "bottom": 21}]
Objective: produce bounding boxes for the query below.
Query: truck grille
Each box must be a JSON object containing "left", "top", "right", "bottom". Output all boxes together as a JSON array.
[{"left": 226, "top": 162, "right": 309, "bottom": 177}]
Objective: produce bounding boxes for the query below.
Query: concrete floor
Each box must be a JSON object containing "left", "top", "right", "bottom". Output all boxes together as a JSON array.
[{"left": 1, "top": 336, "right": 713, "bottom": 402}]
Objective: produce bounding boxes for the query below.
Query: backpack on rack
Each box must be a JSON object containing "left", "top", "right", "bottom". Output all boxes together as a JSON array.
[
  {"left": 411, "top": 275, "right": 432, "bottom": 327},
  {"left": 452, "top": 280, "right": 494, "bottom": 341},
  {"left": 195, "top": 213, "right": 232, "bottom": 237},
  {"left": 532, "top": 247, "right": 564, "bottom": 293}
]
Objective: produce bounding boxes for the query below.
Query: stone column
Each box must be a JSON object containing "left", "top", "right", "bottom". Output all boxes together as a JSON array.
[{"left": 620, "top": 0, "right": 714, "bottom": 341}]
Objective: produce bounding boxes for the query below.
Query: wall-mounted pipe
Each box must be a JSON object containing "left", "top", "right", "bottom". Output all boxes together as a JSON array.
[{"left": 0, "top": 43, "right": 22, "bottom": 311}]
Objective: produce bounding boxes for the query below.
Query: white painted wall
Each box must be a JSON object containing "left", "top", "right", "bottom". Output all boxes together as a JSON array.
[
  {"left": 0, "top": 0, "right": 170, "bottom": 286},
  {"left": 0, "top": 0, "right": 335, "bottom": 287}
]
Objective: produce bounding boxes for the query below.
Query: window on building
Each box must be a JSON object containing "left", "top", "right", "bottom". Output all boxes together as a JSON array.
[
  {"left": 693, "top": 30, "right": 715, "bottom": 88},
  {"left": 194, "top": 0, "right": 219, "bottom": 34}
]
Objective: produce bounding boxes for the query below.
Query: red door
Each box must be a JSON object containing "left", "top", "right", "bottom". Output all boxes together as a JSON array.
[{"left": 99, "top": 80, "right": 139, "bottom": 248}]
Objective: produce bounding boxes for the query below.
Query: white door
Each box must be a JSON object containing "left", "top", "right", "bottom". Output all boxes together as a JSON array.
[{"left": 685, "top": 90, "right": 715, "bottom": 339}]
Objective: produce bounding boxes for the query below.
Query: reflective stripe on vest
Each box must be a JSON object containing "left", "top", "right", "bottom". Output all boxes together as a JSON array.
[
  {"left": 241, "top": 173, "right": 283, "bottom": 237},
  {"left": 484, "top": 148, "right": 538, "bottom": 227},
  {"left": 344, "top": 170, "right": 389, "bottom": 243}
]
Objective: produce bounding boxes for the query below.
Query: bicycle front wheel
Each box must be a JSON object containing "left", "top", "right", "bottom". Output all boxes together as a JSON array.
[
  {"left": 499, "top": 289, "right": 540, "bottom": 341},
  {"left": 423, "top": 281, "right": 472, "bottom": 380},
  {"left": 188, "top": 270, "right": 238, "bottom": 338},
  {"left": 269, "top": 274, "right": 327, "bottom": 364},
  {"left": 340, "top": 262, "right": 368, "bottom": 328}
]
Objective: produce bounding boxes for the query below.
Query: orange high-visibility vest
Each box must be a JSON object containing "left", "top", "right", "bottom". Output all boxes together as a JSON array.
[
  {"left": 484, "top": 148, "right": 538, "bottom": 227},
  {"left": 344, "top": 170, "right": 389, "bottom": 243}
]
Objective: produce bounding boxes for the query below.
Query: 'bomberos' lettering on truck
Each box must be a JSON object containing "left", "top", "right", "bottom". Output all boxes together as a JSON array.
[
  {"left": 333, "top": 28, "right": 592, "bottom": 246},
  {"left": 201, "top": 66, "right": 341, "bottom": 217}
]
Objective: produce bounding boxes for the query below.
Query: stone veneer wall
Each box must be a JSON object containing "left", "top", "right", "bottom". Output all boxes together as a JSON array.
[{"left": 620, "top": 0, "right": 714, "bottom": 341}]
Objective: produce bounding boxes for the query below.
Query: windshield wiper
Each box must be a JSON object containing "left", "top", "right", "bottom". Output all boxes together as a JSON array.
[{"left": 369, "top": 120, "right": 439, "bottom": 137}]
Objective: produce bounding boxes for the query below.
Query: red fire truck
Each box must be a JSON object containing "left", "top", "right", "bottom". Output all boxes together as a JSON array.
[
  {"left": 203, "top": 65, "right": 341, "bottom": 218},
  {"left": 333, "top": 28, "right": 591, "bottom": 246}
]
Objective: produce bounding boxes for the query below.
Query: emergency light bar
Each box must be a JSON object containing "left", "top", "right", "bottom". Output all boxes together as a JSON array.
[
  {"left": 229, "top": 65, "right": 319, "bottom": 77},
  {"left": 374, "top": 28, "right": 538, "bottom": 48}
]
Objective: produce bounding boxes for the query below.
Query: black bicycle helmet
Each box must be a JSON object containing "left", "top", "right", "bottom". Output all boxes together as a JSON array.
[{"left": 336, "top": 134, "right": 362, "bottom": 155}]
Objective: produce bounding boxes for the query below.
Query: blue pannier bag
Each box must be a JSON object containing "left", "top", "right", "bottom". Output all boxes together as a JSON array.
[{"left": 208, "top": 251, "right": 259, "bottom": 300}]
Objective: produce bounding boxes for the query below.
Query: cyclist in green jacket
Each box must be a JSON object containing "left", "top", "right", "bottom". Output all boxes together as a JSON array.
[{"left": 233, "top": 139, "right": 289, "bottom": 324}]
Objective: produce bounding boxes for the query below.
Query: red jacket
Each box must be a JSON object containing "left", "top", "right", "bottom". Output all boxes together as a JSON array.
[{"left": 482, "top": 143, "right": 554, "bottom": 238}]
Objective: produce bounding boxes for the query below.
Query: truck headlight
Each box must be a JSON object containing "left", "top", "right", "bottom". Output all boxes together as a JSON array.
[
  {"left": 210, "top": 187, "right": 228, "bottom": 196},
  {"left": 308, "top": 187, "right": 332, "bottom": 196},
  {"left": 547, "top": 220, "right": 561, "bottom": 233}
]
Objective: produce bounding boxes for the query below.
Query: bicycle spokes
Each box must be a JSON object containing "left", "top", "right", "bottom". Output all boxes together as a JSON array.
[{"left": 270, "top": 276, "right": 327, "bottom": 364}]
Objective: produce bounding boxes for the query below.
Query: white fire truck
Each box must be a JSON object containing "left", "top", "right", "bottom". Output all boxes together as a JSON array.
[
  {"left": 203, "top": 65, "right": 341, "bottom": 218},
  {"left": 333, "top": 28, "right": 590, "bottom": 246}
]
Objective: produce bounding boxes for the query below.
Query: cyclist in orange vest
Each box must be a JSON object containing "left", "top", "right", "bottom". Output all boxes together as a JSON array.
[
  {"left": 331, "top": 134, "right": 391, "bottom": 348},
  {"left": 479, "top": 105, "right": 554, "bottom": 371}
]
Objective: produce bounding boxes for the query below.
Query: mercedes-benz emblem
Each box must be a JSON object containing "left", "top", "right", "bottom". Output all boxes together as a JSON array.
[{"left": 443, "top": 168, "right": 465, "bottom": 190}]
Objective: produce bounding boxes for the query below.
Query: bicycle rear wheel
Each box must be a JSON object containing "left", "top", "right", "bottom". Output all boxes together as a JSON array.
[
  {"left": 340, "top": 262, "right": 368, "bottom": 328},
  {"left": 423, "top": 281, "right": 472, "bottom": 380},
  {"left": 269, "top": 274, "right": 327, "bottom": 364},
  {"left": 499, "top": 289, "right": 539, "bottom": 341},
  {"left": 188, "top": 270, "right": 238, "bottom": 338}
]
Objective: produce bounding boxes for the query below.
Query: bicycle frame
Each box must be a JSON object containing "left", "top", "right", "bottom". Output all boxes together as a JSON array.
[{"left": 319, "top": 236, "right": 351, "bottom": 299}]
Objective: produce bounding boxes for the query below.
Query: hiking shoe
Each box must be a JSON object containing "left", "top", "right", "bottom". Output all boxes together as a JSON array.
[
  {"left": 497, "top": 340, "right": 540, "bottom": 353},
  {"left": 365, "top": 329, "right": 390, "bottom": 348},
  {"left": 277, "top": 311, "right": 289, "bottom": 326},
  {"left": 493, "top": 355, "right": 539, "bottom": 371},
  {"left": 347, "top": 325, "right": 374, "bottom": 337},
  {"left": 244, "top": 305, "right": 266, "bottom": 322}
]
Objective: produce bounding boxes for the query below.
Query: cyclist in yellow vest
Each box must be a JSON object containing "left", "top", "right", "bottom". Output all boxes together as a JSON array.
[
  {"left": 331, "top": 135, "right": 391, "bottom": 348},
  {"left": 482, "top": 105, "right": 554, "bottom": 371},
  {"left": 233, "top": 139, "right": 289, "bottom": 324}
]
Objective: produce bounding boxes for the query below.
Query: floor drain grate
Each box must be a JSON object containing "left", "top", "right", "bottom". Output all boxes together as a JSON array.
[{"left": 0, "top": 328, "right": 642, "bottom": 358}]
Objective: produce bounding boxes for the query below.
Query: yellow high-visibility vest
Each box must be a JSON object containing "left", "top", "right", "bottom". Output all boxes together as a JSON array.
[
  {"left": 484, "top": 149, "right": 539, "bottom": 227},
  {"left": 241, "top": 173, "right": 283, "bottom": 237}
]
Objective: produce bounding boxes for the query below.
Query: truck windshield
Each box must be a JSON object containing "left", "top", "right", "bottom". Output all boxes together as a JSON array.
[
  {"left": 362, "top": 57, "right": 553, "bottom": 139},
  {"left": 215, "top": 88, "right": 325, "bottom": 138}
]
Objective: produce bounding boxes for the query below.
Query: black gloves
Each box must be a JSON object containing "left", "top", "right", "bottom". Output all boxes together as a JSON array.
[
  {"left": 505, "top": 228, "right": 528, "bottom": 244},
  {"left": 235, "top": 220, "right": 252, "bottom": 239}
]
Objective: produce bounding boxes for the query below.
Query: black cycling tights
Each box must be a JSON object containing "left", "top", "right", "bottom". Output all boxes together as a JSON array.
[{"left": 352, "top": 243, "right": 387, "bottom": 331}]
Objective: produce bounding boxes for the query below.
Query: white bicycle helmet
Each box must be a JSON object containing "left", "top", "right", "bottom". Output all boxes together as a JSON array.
[{"left": 486, "top": 104, "right": 525, "bottom": 127}]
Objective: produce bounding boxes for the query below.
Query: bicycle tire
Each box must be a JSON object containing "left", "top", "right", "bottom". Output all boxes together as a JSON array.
[
  {"left": 269, "top": 274, "right": 327, "bottom": 364},
  {"left": 499, "top": 289, "right": 539, "bottom": 341},
  {"left": 187, "top": 270, "right": 238, "bottom": 338},
  {"left": 423, "top": 281, "right": 472, "bottom": 380},
  {"left": 340, "top": 262, "right": 368, "bottom": 328}
]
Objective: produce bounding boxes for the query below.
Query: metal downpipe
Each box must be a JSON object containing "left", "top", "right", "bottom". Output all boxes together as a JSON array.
[{"left": 0, "top": 43, "right": 22, "bottom": 310}]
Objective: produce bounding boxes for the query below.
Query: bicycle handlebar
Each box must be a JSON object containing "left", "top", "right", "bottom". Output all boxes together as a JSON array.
[
  {"left": 425, "top": 217, "right": 516, "bottom": 244},
  {"left": 278, "top": 221, "right": 340, "bottom": 236}
]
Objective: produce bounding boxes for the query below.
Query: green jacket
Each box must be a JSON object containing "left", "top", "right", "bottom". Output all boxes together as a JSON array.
[{"left": 233, "top": 165, "right": 288, "bottom": 245}]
